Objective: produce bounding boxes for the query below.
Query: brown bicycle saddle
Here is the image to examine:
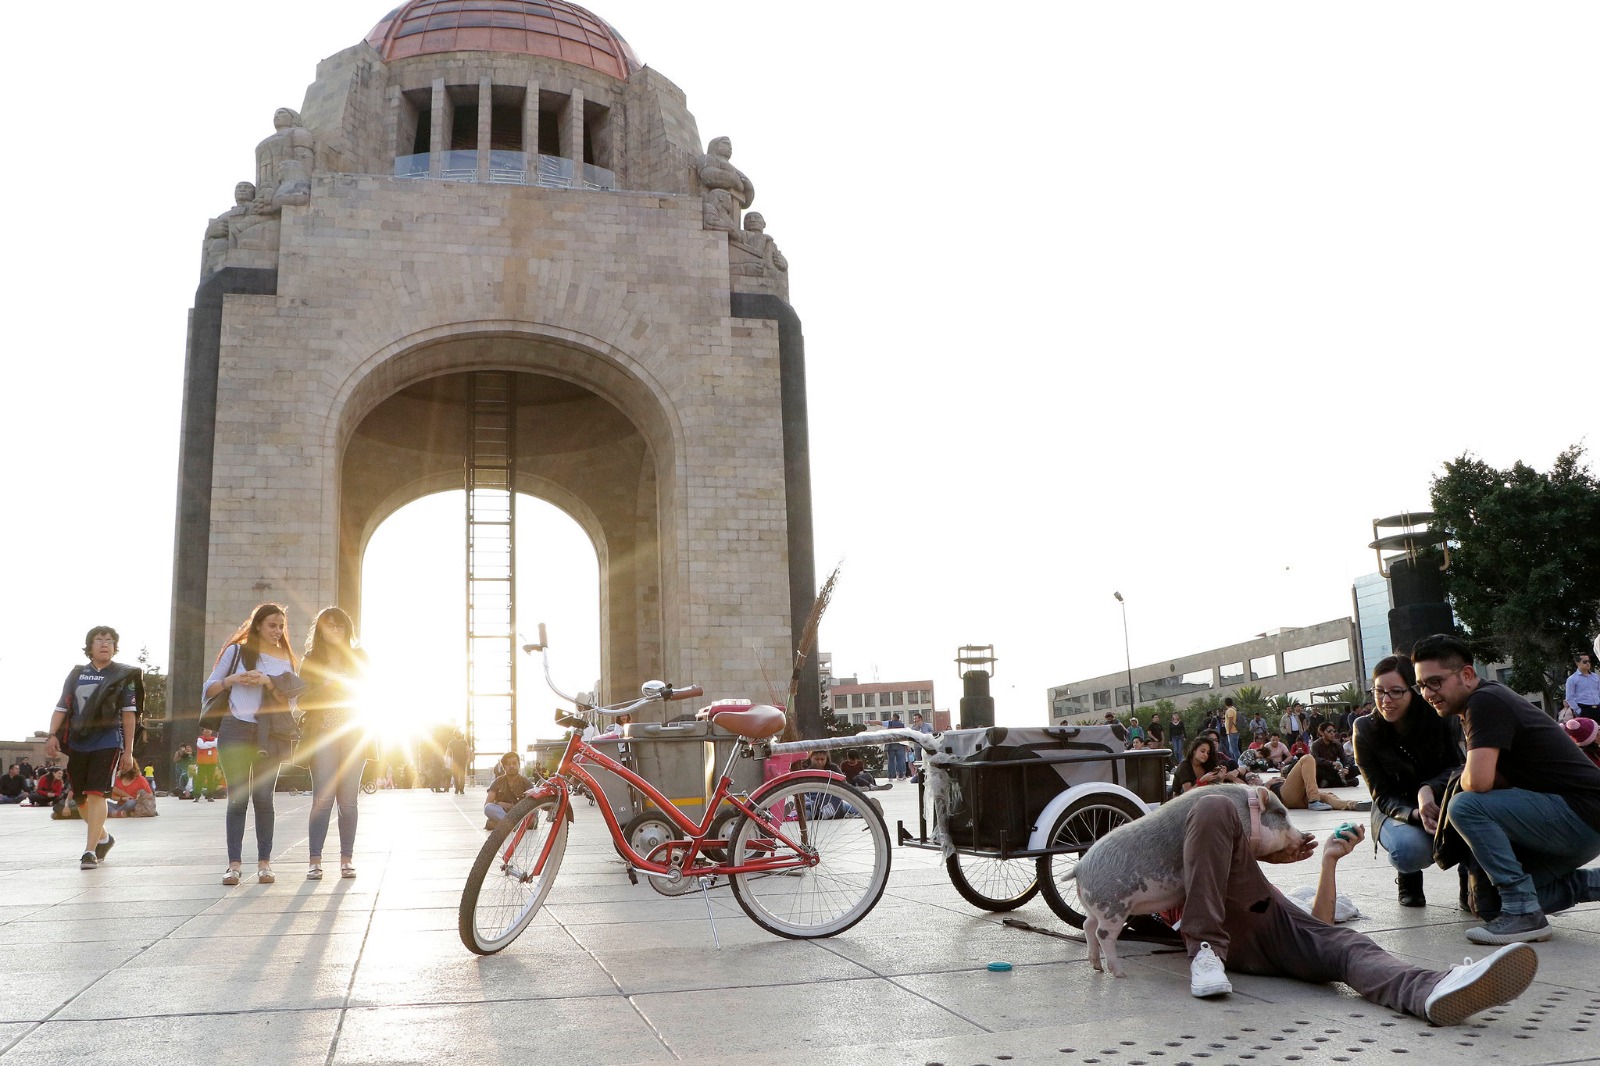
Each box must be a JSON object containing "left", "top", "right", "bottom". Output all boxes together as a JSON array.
[{"left": 701, "top": 703, "right": 787, "bottom": 739}]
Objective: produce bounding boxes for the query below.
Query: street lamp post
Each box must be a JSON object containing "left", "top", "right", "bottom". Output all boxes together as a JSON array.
[{"left": 1114, "top": 592, "right": 1136, "bottom": 721}]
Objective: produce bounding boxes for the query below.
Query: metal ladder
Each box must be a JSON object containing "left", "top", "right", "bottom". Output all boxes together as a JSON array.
[{"left": 466, "top": 371, "right": 517, "bottom": 776}]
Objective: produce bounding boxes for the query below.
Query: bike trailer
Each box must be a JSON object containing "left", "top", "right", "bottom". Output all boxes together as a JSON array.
[{"left": 935, "top": 725, "right": 1167, "bottom": 852}]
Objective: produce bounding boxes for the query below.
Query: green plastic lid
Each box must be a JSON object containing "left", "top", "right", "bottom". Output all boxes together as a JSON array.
[{"left": 987, "top": 961, "right": 1013, "bottom": 972}]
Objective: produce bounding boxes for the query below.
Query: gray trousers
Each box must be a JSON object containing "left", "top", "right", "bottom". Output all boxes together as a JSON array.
[{"left": 1180, "top": 792, "right": 1444, "bottom": 1018}]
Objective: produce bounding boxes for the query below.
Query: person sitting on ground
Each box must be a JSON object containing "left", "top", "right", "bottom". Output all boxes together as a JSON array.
[
  {"left": 483, "top": 752, "right": 535, "bottom": 830},
  {"left": 0, "top": 765, "right": 27, "bottom": 804},
  {"left": 28, "top": 768, "right": 65, "bottom": 807},
  {"left": 1267, "top": 754, "right": 1370, "bottom": 812},
  {"left": 1172, "top": 737, "right": 1248, "bottom": 795},
  {"left": 1261, "top": 732, "right": 1293, "bottom": 770},
  {"left": 107, "top": 767, "right": 156, "bottom": 817},
  {"left": 792, "top": 750, "right": 877, "bottom": 819},
  {"left": 1198, "top": 730, "right": 1239, "bottom": 771},
  {"left": 1288, "top": 735, "right": 1310, "bottom": 760},
  {"left": 1564, "top": 717, "right": 1600, "bottom": 769},
  {"left": 1312, "top": 722, "right": 1361, "bottom": 788},
  {"left": 1178, "top": 790, "right": 1537, "bottom": 1026},
  {"left": 838, "top": 748, "right": 883, "bottom": 790}
]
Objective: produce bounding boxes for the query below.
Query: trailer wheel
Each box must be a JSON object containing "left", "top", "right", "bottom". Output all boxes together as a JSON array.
[{"left": 1036, "top": 795, "right": 1144, "bottom": 927}]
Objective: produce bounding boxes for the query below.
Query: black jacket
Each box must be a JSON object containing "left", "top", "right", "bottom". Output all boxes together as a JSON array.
[{"left": 1352, "top": 703, "right": 1463, "bottom": 846}]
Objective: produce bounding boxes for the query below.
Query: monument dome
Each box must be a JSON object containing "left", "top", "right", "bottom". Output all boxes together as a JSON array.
[{"left": 365, "top": 0, "right": 641, "bottom": 77}]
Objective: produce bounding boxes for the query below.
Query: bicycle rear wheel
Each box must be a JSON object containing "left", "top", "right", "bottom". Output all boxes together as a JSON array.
[
  {"left": 459, "top": 797, "right": 567, "bottom": 954},
  {"left": 728, "top": 779, "right": 890, "bottom": 939}
]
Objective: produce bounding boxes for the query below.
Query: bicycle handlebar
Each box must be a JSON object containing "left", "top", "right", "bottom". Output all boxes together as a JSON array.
[{"left": 667, "top": 685, "right": 703, "bottom": 701}]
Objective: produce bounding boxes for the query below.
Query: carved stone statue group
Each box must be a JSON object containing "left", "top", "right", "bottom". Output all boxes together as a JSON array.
[
  {"left": 201, "top": 108, "right": 316, "bottom": 276},
  {"left": 695, "top": 136, "right": 788, "bottom": 300},
  {"left": 201, "top": 112, "right": 790, "bottom": 299}
]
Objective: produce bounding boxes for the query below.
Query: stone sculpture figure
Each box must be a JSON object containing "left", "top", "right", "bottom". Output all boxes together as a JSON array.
[
  {"left": 256, "top": 107, "right": 315, "bottom": 204},
  {"left": 696, "top": 136, "right": 754, "bottom": 234},
  {"left": 200, "top": 181, "right": 258, "bottom": 276},
  {"left": 728, "top": 211, "right": 789, "bottom": 301}
]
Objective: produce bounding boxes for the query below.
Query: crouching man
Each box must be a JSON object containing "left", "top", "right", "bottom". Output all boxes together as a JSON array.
[{"left": 1182, "top": 790, "right": 1536, "bottom": 1026}]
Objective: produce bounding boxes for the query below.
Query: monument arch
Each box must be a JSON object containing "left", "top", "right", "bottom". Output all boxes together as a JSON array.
[{"left": 171, "top": 0, "right": 816, "bottom": 767}]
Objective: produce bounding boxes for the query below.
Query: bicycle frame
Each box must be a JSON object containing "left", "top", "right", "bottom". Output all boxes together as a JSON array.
[{"left": 499, "top": 728, "right": 832, "bottom": 882}]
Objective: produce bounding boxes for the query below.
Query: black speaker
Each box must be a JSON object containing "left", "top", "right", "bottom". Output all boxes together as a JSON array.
[
  {"left": 1389, "top": 551, "right": 1448, "bottom": 607},
  {"left": 959, "top": 670, "right": 994, "bottom": 729},
  {"left": 1389, "top": 603, "right": 1456, "bottom": 656}
]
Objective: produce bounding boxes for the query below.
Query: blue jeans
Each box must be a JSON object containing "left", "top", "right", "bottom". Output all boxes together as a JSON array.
[
  {"left": 1448, "top": 787, "right": 1600, "bottom": 915},
  {"left": 1377, "top": 815, "right": 1435, "bottom": 874},
  {"left": 885, "top": 745, "right": 907, "bottom": 779},
  {"left": 217, "top": 714, "right": 284, "bottom": 864},
  {"left": 485, "top": 802, "right": 510, "bottom": 822},
  {"left": 308, "top": 733, "right": 362, "bottom": 860},
  {"left": 1223, "top": 733, "right": 1240, "bottom": 760}
]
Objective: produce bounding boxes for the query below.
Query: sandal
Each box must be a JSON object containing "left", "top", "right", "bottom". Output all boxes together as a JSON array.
[
  {"left": 340, "top": 863, "right": 357, "bottom": 879},
  {"left": 257, "top": 865, "right": 276, "bottom": 884},
  {"left": 222, "top": 867, "right": 242, "bottom": 886},
  {"left": 306, "top": 864, "right": 323, "bottom": 881}
]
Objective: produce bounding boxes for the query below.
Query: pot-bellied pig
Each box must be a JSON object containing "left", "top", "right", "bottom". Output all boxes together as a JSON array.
[{"left": 1065, "top": 784, "right": 1313, "bottom": 977}]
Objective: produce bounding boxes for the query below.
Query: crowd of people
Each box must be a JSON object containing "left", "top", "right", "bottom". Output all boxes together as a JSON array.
[{"left": 18, "top": 614, "right": 1600, "bottom": 1030}]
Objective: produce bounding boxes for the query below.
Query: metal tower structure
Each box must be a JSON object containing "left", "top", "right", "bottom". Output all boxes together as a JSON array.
[{"left": 465, "top": 371, "right": 517, "bottom": 775}]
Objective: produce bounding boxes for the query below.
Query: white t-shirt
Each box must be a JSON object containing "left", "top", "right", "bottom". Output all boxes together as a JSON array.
[{"left": 203, "top": 649, "right": 295, "bottom": 723}]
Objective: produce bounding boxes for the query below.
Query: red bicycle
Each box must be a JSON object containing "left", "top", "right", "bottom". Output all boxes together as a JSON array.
[{"left": 457, "top": 627, "right": 892, "bottom": 955}]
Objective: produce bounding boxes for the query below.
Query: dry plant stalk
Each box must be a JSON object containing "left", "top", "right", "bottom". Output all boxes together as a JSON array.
[{"left": 778, "top": 563, "right": 841, "bottom": 743}]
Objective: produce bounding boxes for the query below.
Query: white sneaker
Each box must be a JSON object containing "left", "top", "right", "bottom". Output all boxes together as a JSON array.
[
  {"left": 1423, "top": 943, "right": 1538, "bottom": 1026},
  {"left": 1190, "top": 941, "right": 1232, "bottom": 997}
]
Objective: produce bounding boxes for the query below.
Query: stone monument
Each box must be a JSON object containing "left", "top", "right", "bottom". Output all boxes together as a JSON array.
[{"left": 173, "top": 0, "right": 818, "bottom": 764}]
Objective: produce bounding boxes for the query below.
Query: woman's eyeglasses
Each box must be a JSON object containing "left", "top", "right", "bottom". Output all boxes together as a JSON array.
[{"left": 1373, "top": 686, "right": 1412, "bottom": 701}]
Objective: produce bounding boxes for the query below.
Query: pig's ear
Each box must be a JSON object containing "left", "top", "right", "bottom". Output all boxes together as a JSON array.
[{"left": 1255, "top": 785, "right": 1274, "bottom": 809}]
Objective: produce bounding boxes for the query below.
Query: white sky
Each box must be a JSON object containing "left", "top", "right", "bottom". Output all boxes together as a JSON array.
[{"left": 2, "top": 2, "right": 1594, "bottom": 746}]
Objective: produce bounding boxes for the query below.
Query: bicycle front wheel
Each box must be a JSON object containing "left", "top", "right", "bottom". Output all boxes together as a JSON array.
[
  {"left": 459, "top": 797, "right": 567, "bottom": 954},
  {"left": 729, "top": 779, "right": 890, "bottom": 939}
]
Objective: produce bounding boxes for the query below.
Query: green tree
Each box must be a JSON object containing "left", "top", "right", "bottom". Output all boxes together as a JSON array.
[
  {"left": 1430, "top": 446, "right": 1600, "bottom": 699},
  {"left": 136, "top": 646, "right": 167, "bottom": 723},
  {"left": 1231, "top": 685, "right": 1269, "bottom": 714}
]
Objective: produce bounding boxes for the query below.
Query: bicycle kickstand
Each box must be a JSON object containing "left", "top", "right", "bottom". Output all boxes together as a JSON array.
[{"left": 695, "top": 876, "right": 721, "bottom": 950}]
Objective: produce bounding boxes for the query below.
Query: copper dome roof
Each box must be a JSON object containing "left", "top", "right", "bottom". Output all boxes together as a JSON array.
[{"left": 366, "top": 0, "right": 641, "bottom": 78}]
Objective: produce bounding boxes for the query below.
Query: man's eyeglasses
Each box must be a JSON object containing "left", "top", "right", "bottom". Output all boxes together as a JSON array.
[
  {"left": 1416, "top": 667, "right": 1465, "bottom": 694},
  {"left": 1373, "top": 686, "right": 1412, "bottom": 701}
]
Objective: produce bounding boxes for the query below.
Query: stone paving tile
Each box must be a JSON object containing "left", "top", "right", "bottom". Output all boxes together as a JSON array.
[
  {"left": 332, "top": 1000, "right": 671, "bottom": 1065},
  {"left": 55, "top": 959, "right": 359, "bottom": 1020},
  {"left": 349, "top": 927, "right": 619, "bottom": 1006},
  {"left": 366, "top": 906, "right": 459, "bottom": 935},
  {"left": 1, "top": 1011, "right": 342, "bottom": 1063},
  {"left": 632, "top": 975, "right": 983, "bottom": 1058},
  {"left": 166, "top": 908, "right": 374, "bottom": 939},
  {"left": 582, "top": 931, "right": 879, "bottom": 995},
  {"left": 0, "top": 915, "right": 190, "bottom": 946},
  {"left": 22, "top": 897, "right": 217, "bottom": 922},
  {"left": 0, "top": 970, "right": 124, "bottom": 1024},
  {"left": 813, "top": 913, "right": 1115, "bottom": 977}
]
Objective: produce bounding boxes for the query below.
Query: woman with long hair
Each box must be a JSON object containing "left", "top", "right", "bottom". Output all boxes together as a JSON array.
[
  {"left": 300, "top": 606, "right": 368, "bottom": 880},
  {"left": 1172, "top": 736, "right": 1229, "bottom": 794},
  {"left": 1353, "top": 654, "right": 1465, "bottom": 908},
  {"left": 203, "top": 602, "right": 301, "bottom": 886}
]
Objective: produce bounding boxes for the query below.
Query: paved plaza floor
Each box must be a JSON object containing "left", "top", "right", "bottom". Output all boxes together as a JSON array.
[{"left": 3, "top": 779, "right": 1599, "bottom": 1065}]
